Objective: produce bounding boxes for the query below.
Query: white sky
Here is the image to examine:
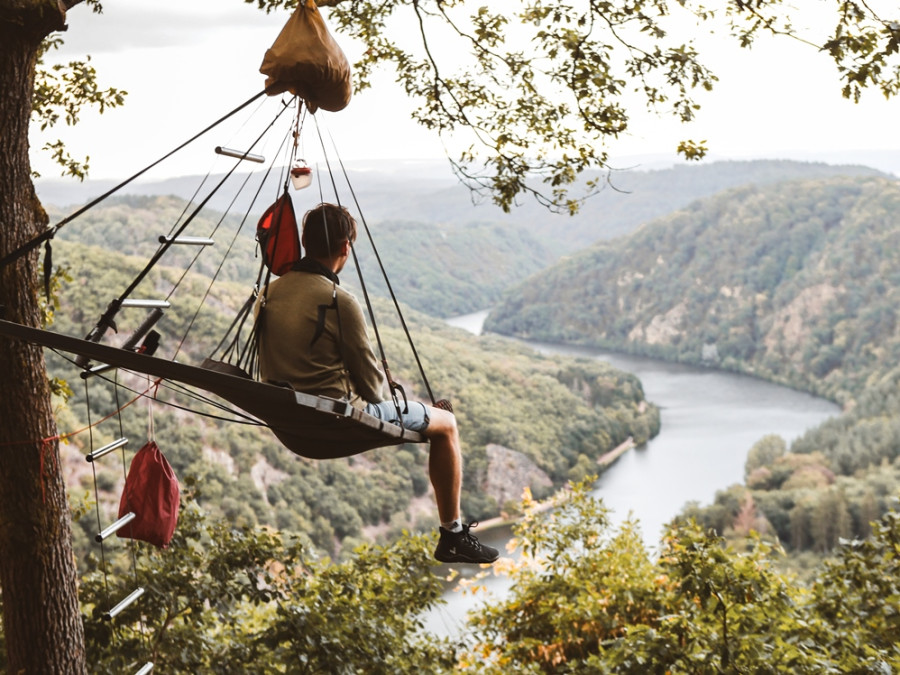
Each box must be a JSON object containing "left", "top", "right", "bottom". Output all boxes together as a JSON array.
[{"left": 30, "top": 0, "right": 899, "bottom": 181}]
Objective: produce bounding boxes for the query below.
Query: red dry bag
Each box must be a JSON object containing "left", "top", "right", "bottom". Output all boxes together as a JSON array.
[
  {"left": 117, "top": 441, "right": 180, "bottom": 549},
  {"left": 257, "top": 192, "right": 301, "bottom": 276}
]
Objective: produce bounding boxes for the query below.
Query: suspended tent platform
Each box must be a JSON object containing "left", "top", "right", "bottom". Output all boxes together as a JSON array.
[
  {"left": 0, "top": 319, "right": 425, "bottom": 460},
  {"left": 0, "top": 18, "right": 433, "bottom": 461}
]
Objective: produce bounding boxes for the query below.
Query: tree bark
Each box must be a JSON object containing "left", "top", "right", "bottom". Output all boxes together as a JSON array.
[{"left": 0, "top": 2, "right": 87, "bottom": 673}]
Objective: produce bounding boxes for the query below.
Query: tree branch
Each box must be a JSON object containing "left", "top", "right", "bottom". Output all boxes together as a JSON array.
[{"left": 0, "top": 0, "right": 67, "bottom": 34}]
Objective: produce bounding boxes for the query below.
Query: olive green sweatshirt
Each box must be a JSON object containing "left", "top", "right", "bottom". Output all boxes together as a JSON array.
[{"left": 255, "top": 265, "right": 386, "bottom": 409}]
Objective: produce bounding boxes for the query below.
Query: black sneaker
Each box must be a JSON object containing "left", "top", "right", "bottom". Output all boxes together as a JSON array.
[{"left": 434, "top": 522, "right": 499, "bottom": 564}]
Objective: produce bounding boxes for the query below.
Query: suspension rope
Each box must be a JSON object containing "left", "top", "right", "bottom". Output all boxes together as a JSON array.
[
  {"left": 0, "top": 347, "right": 264, "bottom": 451},
  {"left": 83, "top": 99, "right": 294, "bottom": 346},
  {"left": 52, "top": 348, "right": 267, "bottom": 429},
  {"left": 171, "top": 119, "right": 297, "bottom": 362},
  {"left": 208, "top": 120, "right": 302, "bottom": 372},
  {"left": 313, "top": 119, "right": 439, "bottom": 407},
  {"left": 0, "top": 88, "right": 272, "bottom": 272},
  {"left": 330, "top": 131, "right": 439, "bottom": 406},
  {"left": 165, "top": 98, "right": 297, "bottom": 306},
  {"left": 162, "top": 93, "right": 272, "bottom": 246},
  {"left": 310, "top": 115, "right": 399, "bottom": 409},
  {"left": 114, "top": 372, "right": 151, "bottom": 654},
  {"left": 305, "top": 148, "right": 356, "bottom": 404},
  {"left": 80, "top": 371, "right": 153, "bottom": 658},
  {"left": 84, "top": 379, "right": 113, "bottom": 616},
  {"left": 245, "top": 105, "right": 311, "bottom": 380},
  {"left": 256, "top": 105, "right": 307, "bottom": 301}
]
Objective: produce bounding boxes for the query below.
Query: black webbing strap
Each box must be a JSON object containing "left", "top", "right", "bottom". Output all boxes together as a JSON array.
[
  {"left": 311, "top": 292, "right": 336, "bottom": 347},
  {"left": 42, "top": 242, "right": 53, "bottom": 299},
  {"left": 328, "top": 131, "right": 440, "bottom": 408},
  {"left": 311, "top": 120, "right": 405, "bottom": 416}
]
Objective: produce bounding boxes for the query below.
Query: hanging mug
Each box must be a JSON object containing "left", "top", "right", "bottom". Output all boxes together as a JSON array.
[{"left": 291, "top": 163, "right": 312, "bottom": 190}]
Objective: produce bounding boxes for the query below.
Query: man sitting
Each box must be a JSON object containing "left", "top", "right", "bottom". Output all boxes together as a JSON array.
[{"left": 256, "top": 202, "right": 498, "bottom": 564}]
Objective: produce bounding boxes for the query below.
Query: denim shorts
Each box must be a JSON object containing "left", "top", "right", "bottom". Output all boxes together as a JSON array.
[{"left": 364, "top": 400, "right": 430, "bottom": 433}]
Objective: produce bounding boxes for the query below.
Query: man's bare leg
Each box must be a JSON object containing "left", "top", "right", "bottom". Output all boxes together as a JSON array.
[
  {"left": 426, "top": 406, "right": 499, "bottom": 563},
  {"left": 424, "top": 407, "right": 462, "bottom": 524}
]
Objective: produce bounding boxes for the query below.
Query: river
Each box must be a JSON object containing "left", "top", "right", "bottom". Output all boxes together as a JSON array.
[{"left": 425, "top": 310, "right": 840, "bottom": 636}]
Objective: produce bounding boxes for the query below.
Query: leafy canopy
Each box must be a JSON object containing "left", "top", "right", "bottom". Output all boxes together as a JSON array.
[
  {"left": 245, "top": 0, "right": 899, "bottom": 212},
  {"left": 33, "top": 2, "right": 126, "bottom": 180},
  {"left": 460, "top": 480, "right": 900, "bottom": 673},
  {"left": 36, "top": 1, "right": 899, "bottom": 207}
]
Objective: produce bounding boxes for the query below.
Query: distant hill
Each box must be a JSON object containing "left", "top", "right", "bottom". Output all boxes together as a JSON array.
[
  {"left": 486, "top": 174, "right": 900, "bottom": 405},
  {"left": 37, "top": 159, "right": 888, "bottom": 258},
  {"left": 39, "top": 159, "right": 890, "bottom": 318},
  {"left": 45, "top": 194, "right": 554, "bottom": 318}
]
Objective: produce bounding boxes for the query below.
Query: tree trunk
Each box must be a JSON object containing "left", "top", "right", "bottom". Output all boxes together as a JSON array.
[{"left": 0, "top": 3, "right": 87, "bottom": 673}]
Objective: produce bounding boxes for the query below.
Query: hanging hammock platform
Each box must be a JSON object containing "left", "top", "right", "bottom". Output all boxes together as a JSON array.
[
  {"left": 0, "top": 319, "right": 426, "bottom": 460},
  {"left": 0, "top": 83, "right": 439, "bottom": 463}
]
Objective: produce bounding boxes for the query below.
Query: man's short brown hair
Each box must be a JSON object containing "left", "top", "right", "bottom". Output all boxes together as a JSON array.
[{"left": 302, "top": 203, "right": 357, "bottom": 258}]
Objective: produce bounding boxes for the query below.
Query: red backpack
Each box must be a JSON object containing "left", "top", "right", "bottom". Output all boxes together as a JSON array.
[
  {"left": 117, "top": 441, "right": 180, "bottom": 549},
  {"left": 257, "top": 191, "right": 301, "bottom": 276}
]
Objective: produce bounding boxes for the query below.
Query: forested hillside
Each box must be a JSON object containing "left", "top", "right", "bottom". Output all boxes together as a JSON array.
[
  {"left": 454, "top": 159, "right": 886, "bottom": 251},
  {"left": 14, "top": 479, "right": 900, "bottom": 672},
  {"left": 488, "top": 175, "right": 900, "bottom": 402},
  {"left": 46, "top": 241, "right": 659, "bottom": 564},
  {"left": 46, "top": 172, "right": 900, "bottom": 563},
  {"left": 488, "top": 174, "right": 900, "bottom": 555}
]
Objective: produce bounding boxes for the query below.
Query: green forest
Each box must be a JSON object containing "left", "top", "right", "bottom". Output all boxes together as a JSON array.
[
  {"left": 39, "top": 236, "right": 658, "bottom": 566},
  {"left": 20, "top": 480, "right": 900, "bottom": 673},
  {"left": 4, "top": 164, "right": 900, "bottom": 671}
]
